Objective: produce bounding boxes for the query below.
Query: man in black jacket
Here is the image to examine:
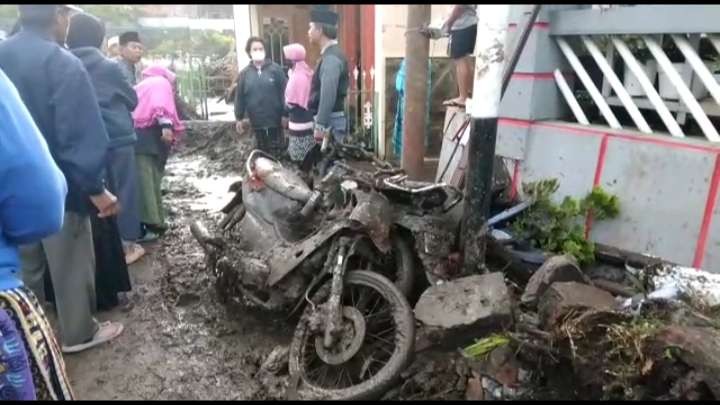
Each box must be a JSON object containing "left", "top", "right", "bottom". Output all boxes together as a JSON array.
[
  {"left": 0, "top": 5, "right": 124, "bottom": 354},
  {"left": 234, "top": 36, "right": 288, "bottom": 157},
  {"left": 66, "top": 12, "right": 146, "bottom": 265}
]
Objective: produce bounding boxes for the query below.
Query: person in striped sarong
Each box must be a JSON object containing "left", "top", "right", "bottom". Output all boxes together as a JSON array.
[{"left": 0, "top": 66, "right": 74, "bottom": 400}]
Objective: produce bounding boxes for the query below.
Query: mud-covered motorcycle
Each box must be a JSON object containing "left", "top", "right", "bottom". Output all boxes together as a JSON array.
[{"left": 191, "top": 144, "right": 461, "bottom": 399}]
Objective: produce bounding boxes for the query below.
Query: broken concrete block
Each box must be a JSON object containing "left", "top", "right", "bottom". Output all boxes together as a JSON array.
[
  {"left": 538, "top": 282, "right": 617, "bottom": 329},
  {"left": 649, "top": 326, "right": 720, "bottom": 399},
  {"left": 414, "top": 273, "right": 513, "bottom": 348},
  {"left": 521, "top": 255, "right": 590, "bottom": 308}
]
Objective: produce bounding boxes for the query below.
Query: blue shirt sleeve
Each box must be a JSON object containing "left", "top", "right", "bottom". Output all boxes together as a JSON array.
[{"left": 0, "top": 68, "right": 67, "bottom": 245}]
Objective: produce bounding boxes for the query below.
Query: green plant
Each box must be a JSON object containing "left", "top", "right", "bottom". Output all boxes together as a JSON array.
[
  {"left": 510, "top": 179, "right": 620, "bottom": 265},
  {"left": 462, "top": 334, "right": 511, "bottom": 360},
  {"left": 708, "top": 55, "right": 720, "bottom": 74}
]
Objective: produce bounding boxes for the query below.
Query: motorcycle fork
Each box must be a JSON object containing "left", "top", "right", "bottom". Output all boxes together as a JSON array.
[{"left": 323, "top": 237, "right": 351, "bottom": 348}]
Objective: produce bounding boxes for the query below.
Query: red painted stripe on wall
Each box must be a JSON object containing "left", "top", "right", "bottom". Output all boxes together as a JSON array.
[
  {"left": 585, "top": 134, "right": 610, "bottom": 238},
  {"left": 498, "top": 118, "right": 720, "bottom": 153},
  {"left": 593, "top": 135, "right": 610, "bottom": 187},
  {"left": 693, "top": 153, "right": 720, "bottom": 269},
  {"left": 509, "top": 160, "right": 521, "bottom": 201}
]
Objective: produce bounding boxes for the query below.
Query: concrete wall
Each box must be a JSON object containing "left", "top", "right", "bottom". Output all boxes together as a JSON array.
[
  {"left": 497, "top": 119, "right": 720, "bottom": 272},
  {"left": 379, "top": 4, "right": 454, "bottom": 58}
]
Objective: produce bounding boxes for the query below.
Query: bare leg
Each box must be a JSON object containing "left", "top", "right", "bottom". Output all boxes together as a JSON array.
[
  {"left": 444, "top": 56, "right": 472, "bottom": 106},
  {"left": 456, "top": 56, "right": 471, "bottom": 103}
]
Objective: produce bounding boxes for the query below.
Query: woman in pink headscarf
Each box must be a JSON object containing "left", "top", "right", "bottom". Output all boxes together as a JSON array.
[
  {"left": 283, "top": 43, "right": 317, "bottom": 171},
  {"left": 132, "top": 64, "right": 185, "bottom": 242}
]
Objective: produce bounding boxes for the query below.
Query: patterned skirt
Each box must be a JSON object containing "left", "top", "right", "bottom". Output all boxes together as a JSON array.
[
  {"left": 0, "top": 287, "right": 74, "bottom": 400},
  {"left": 287, "top": 129, "right": 316, "bottom": 163}
]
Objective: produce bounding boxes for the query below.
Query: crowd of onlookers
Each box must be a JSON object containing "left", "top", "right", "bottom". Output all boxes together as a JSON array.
[{"left": 0, "top": 4, "right": 183, "bottom": 399}]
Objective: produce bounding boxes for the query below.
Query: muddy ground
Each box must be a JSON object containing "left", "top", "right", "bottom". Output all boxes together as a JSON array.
[{"left": 64, "top": 123, "right": 295, "bottom": 400}]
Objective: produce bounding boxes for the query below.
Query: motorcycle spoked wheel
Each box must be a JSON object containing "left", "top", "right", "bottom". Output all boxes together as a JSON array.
[{"left": 288, "top": 270, "right": 415, "bottom": 400}]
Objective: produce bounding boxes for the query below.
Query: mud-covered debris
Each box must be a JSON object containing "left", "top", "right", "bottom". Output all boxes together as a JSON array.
[
  {"left": 258, "top": 345, "right": 289, "bottom": 375},
  {"left": 175, "top": 292, "right": 200, "bottom": 307},
  {"left": 521, "top": 254, "right": 589, "bottom": 308},
  {"left": 648, "top": 326, "right": 720, "bottom": 398},
  {"left": 649, "top": 264, "right": 720, "bottom": 308},
  {"left": 538, "top": 281, "right": 617, "bottom": 329},
  {"left": 414, "top": 273, "right": 512, "bottom": 349},
  {"left": 382, "top": 352, "right": 468, "bottom": 400},
  {"left": 251, "top": 346, "right": 291, "bottom": 400},
  {"left": 465, "top": 373, "right": 484, "bottom": 400}
]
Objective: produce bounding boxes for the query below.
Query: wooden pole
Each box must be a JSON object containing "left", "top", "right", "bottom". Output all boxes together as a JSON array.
[{"left": 401, "top": 4, "right": 431, "bottom": 180}]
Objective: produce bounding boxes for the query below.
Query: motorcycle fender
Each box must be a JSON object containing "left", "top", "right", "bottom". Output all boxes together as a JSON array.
[
  {"left": 348, "top": 191, "right": 393, "bottom": 254},
  {"left": 395, "top": 214, "right": 455, "bottom": 279},
  {"left": 266, "top": 220, "right": 351, "bottom": 287}
]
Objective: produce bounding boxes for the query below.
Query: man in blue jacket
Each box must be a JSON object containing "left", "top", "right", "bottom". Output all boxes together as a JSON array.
[
  {"left": 66, "top": 12, "right": 145, "bottom": 265},
  {"left": 0, "top": 5, "right": 124, "bottom": 354},
  {"left": 0, "top": 67, "right": 74, "bottom": 399}
]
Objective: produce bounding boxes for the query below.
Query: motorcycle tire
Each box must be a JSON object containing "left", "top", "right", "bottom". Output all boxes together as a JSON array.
[
  {"left": 287, "top": 270, "right": 415, "bottom": 400},
  {"left": 388, "top": 234, "right": 416, "bottom": 298}
]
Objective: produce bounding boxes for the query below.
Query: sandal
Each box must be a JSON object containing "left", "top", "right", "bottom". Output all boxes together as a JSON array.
[
  {"left": 61, "top": 321, "right": 124, "bottom": 354},
  {"left": 443, "top": 98, "right": 467, "bottom": 108},
  {"left": 124, "top": 243, "right": 146, "bottom": 265}
]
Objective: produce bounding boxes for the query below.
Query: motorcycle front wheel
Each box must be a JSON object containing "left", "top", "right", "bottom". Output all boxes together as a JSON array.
[{"left": 288, "top": 270, "right": 415, "bottom": 400}]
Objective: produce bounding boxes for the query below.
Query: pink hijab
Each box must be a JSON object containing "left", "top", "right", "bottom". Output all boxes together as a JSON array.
[
  {"left": 132, "top": 64, "right": 185, "bottom": 133},
  {"left": 283, "top": 43, "right": 313, "bottom": 110}
]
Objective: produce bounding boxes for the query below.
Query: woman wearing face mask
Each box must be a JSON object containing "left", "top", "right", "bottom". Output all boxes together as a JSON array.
[
  {"left": 234, "top": 37, "right": 288, "bottom": 157},
  {"left": 282, "top": 43, "right": 317, "bottom": 172}
]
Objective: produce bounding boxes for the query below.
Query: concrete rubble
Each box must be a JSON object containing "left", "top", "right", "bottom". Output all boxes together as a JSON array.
[
  {"left": 414, "top": 272, "right": 513, "bottom": 350},
  {"left": 520, "top": 254, "right": 590, "bottom": 307}
]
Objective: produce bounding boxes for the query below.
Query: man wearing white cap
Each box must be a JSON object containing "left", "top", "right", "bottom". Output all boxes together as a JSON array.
[{"left": 106, "top": 35, "right": 120, "bottom": 58}]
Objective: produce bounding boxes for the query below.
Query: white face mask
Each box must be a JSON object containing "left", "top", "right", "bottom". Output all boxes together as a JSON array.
[{"left": 251, "top": 50, "right": 265, "bottom": 62}]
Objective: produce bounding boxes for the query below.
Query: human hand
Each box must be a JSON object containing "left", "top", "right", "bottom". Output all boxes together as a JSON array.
[
  {"left": 161, "top": 128, "right": 174, "bottom": 145},
  {"left": 313, "top": 128, "right": 326, "bottom": 142},
  {"left": 90, "top": 189, "right": 120, "bottom": 218},
  {"left": 281, "top": 117, "right": 289, "bottom": 129}
]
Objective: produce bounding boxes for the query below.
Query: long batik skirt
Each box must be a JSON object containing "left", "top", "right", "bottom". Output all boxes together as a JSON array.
[{"left": 0, "top": 287, "right": 74, "bottom": 400}]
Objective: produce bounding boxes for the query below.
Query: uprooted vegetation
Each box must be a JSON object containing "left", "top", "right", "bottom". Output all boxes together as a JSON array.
[{"left": 511, "top": 179, "right": 620, "bottom": 265}]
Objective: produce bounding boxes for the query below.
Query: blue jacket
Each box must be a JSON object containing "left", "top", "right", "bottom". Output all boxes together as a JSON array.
[
  {"left": 71, "top": 47, "right": 138, "bottom": 149},
  {"left": 0, "top": 68, "right": 67, "bottom": 291},
  {"left": 0, "top": 28, "right": 109, "bottom": 215}
]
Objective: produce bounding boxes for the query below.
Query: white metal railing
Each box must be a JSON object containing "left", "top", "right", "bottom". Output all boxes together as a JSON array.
[{"left": 550, "top": 5, "right": 720, "bottom": 143}]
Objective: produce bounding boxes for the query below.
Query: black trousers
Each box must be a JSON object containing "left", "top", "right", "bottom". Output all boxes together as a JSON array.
[{"left": 254, "top": 127, "right": 286, "bottom": 158}]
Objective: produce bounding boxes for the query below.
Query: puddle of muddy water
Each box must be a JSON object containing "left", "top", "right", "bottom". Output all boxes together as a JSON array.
[{"left": 164, "top": 155, "right": 242, "bottom": 212}]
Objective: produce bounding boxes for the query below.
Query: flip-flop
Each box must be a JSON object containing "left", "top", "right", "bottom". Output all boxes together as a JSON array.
[
  {"left": 443, "top": 99, "right": 466, "bottom": 108},
  {"left": 61, "top": 321, "right": 124, "bottom": 354},
  {"left": 124, "top": 243, "right": 146, "bottom": 265}
]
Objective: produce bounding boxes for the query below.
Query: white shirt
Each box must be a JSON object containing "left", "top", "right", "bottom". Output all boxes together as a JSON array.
[
  {"left": 451, "top": 5, "right": 478, "bottom": 31},
  {"left": 321, "top": 39, "right": 338, "bottom": 55}
]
